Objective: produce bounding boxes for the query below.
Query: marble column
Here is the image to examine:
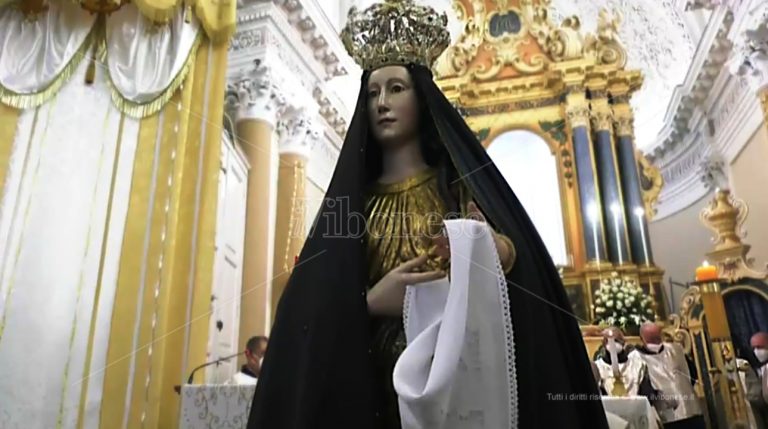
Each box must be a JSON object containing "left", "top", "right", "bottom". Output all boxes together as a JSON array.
[
  {"left": 271, "top": 110, "right": 315, "bottom": 315},
  {"left": 613, "top": 103, "right": 654, "bottom": 266},
  {"left": 591, "top": 98, "right": 631, "bottom": 266},
  {"left": 227, "top": 66, "right": 285, "bottom": 347},
  {"left": 728, "top": 2, "right": 768, "bottom": 130},
  {"left": 566, "top": 92, "right": 607, "bottom": 264}
]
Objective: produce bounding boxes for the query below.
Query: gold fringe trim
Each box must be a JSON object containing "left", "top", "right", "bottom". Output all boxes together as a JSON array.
[
  {"left": 0, "top": 21, "right": 98, "bottom": 109},
  {"left": 0, "top": 18, "right": 202, "bottom": 119},
  {"left": 105, "top": 30, "right": 203, "bottom": 119}
]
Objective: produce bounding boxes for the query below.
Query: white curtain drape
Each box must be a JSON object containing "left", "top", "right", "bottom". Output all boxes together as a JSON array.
[
  {"left": 106, "top": 4, "right": 200, "bottom": 104},
  {"left": 0, "top": 2, "right": 200, "bottom": 116},
  {"left": 0, "top": 59, "right": 139, "bottom": 429},
  {"left": 0, "top": 2, "right": 95, "bottom": 94},
  {"left": 394, "top": 220, "right": 518, "bottom": 429}
]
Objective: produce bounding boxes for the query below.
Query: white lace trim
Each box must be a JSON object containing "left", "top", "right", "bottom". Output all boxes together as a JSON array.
[
  {"left": 488, "top": 229, "right": 519, "bottom": 429},
  {"left": 402, "top": 285, "right": 414, "bottom": 333},
  {"left": 399, "top": 226, "right": 519, "bottom": 428}
]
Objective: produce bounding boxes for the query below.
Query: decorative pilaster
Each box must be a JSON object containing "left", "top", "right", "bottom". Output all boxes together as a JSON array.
[
  {"left": 613, "top": 103, "right": 653, "bottom": 267},
  {"left": 271, "top": 109, "right": 317, "bottom": 315},
  {"left": 727, "top": 2, "right": 768, "bottom": 130},
  {"left": 591, "top": 98, "right": 632, "bottom": 266},
  {"left": 566, "top": 91, "right": 607, "bottom": 264},
  {"left": 226, "top": 64, "right": 286, "bottom": 349}
]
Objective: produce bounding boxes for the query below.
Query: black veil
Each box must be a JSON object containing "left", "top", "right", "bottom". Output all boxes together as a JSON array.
[{"left": 247, "top": 65, "right": 608, "bottom": 429}]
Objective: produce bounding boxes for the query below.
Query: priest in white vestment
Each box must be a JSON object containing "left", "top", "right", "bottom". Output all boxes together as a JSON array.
[{"left": 629, "top": 323, "right": 704, "bottom": 428}]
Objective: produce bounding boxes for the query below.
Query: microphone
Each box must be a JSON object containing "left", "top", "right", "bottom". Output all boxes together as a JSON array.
[{"left": 174, "top": 351, "right": 245, "bottom": 394}]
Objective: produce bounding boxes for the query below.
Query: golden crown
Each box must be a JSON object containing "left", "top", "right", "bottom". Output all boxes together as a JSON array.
[{"left": 340, "top": 0, "right": 450, "bottom": 71}]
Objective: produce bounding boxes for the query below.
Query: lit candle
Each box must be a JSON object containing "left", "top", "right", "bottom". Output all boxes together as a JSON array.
[
  {"left": 610, "top": 203, "right": 623, "bottom": 265},
  {"left": 634, "top": 207, "right": 650, "bottom": 267},
  {"left": 587, "top": 203, "right": 600, "bottom": 265},
  {"left": 695, "top": 261, "right": 718, "bottom": 282}
]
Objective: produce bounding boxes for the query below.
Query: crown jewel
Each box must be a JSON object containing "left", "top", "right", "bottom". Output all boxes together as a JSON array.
[{"left": 340, "top": 0, "right": 450, "bottom": 71}]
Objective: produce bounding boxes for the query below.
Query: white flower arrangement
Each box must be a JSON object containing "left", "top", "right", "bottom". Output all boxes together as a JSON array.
[{"left": 593, "top": 272, "right": 655, "bottom": 331}]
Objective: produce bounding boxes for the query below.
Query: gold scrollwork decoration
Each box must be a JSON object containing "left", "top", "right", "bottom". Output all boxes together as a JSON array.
[
  {"left": 435, "top": 0, "right": 485, "bottom": 78},
  {"left": 664, "top": 313, "right": 693, "bottom": 354},
  {"left": 546, "top": 16, "right": 585, "bottom": 62},
  {"left": 679, "top": 286, "right": 702, "bottom": 325},
  {"left": 539, "top": 119, "right": 574, "bottom": 188},
  {"left": 584, "top": 9, "right": 628, "bottom": 68},
  {"left": 636, "top": 151, "right": 663, "bottom": 220},
  {"left": 437, "top": 0, "right": 628, "bottom": 79}
]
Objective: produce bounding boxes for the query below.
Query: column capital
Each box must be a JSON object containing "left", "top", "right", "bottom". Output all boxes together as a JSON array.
[
  {"left": 612, "top": 103, "right": 635, "bottom": 137},
  {"left": 276, "top": 109, "right": 320, "bottom": 159},
  {"left": 590, "top": 99, "right": 614, "bottom": 132},
  {"left": 727, "top": 3, "right": 768, "bottom": 93},
  {"left": 565, "top": 92, "right": 590, "bottom": 128},
  {"left": 226, "top": 62, "right": 287, "bottom": 127}
]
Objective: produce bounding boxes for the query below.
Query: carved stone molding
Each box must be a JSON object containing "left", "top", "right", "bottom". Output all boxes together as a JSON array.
[
  {"left": 685, "top": 0, "right": 735, "bottom": 10},
  {"left": 276, "top": 108, "right": 320, "bottom": 158},
  {"left": 229, "top": 28, "right": 268, "bottom": 52},
  {"left": 698, "top": 154, "right": 729, "bottom": 190},
  {"left": 727, "top": 2, "right": 768, "bottom": 92},
  {"left": 649, "top": 7, "right": 733, "bottom": 158},
  {"left": 226, "top": 61, "right": 287, "bottom": 126},
  {"left": 661, "top": 141, "right": 707, "bottom": 186},
  {"left": 313, "top": 86, "right": 347, "bottom": 138},
  {"left": 237, "top": 0, "right": 347, "bottom": 79}
]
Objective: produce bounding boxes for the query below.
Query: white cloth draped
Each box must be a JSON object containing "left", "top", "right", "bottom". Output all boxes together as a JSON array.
[
  {"left": 0, "top": 59, "right": 140, "bottom": 429},
  {"left": 394, "top": 219, "right": 517, "bottom": 429},
  {"left": 601, "top": 396, "right": 661, "bottom": 429},
  {"left": 106, "top": 5, "right": 200, "bottom": 104},
  {"left": 0, "top": 2, "right": 199, "bottom": 108},
  {"left": 0, "top": 2, "right": 95, "bottom": 94}
]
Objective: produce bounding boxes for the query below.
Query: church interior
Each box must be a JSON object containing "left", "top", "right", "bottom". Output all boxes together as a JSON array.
[{"left": 0, "top": 0, "right": 767, "bottom": 427}]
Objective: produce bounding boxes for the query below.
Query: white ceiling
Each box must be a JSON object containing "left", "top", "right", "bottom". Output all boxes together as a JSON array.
[
  {"left": 550, "top": 0, "right": 697, "bottom": 149},
  {"left": 320, "top": 1, "right": 700, "bottom": 150}
]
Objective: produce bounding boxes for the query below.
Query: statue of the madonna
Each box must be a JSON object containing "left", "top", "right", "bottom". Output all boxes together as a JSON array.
[{"left": 247, "top": 1, "right": 608, "bottom": 428}]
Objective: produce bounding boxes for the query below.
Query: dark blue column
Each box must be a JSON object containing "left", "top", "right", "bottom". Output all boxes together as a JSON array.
[
  {"left": 572, "top": 126, "right": 607, "bottom": 262},
  {"left": 593, "top": 129, "right": 631, "bottom": 265},
  {"left": 616, "top": 134, "right": 654, "bottom": 266}
]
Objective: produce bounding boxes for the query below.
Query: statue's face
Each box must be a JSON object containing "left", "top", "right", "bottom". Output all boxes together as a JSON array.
[{"left": 367, "top": 65, "right": 420, "bottom": 147}]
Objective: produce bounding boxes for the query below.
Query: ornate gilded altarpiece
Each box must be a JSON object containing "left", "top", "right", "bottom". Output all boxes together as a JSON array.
[{"left": 434, "top": 0, "right": 666, "bottom": 326}]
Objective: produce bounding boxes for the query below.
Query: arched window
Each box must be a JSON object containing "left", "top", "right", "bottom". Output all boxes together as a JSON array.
[{"left": 487, "top": 130, "right": 568, "bottom": 266}]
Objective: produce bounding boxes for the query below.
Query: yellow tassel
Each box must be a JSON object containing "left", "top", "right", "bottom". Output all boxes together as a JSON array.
[{"left": 184, "top": 4, "right": 192, "bottom": 23}]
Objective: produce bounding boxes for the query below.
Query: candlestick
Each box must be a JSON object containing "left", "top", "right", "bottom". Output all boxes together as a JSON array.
[
  {"left": 634, "top": 207, "right": 650, "bottom": 267},
  {"left": 610, "top": 203, "right": 623, "bottom": 265},
  {"left": 695, "top": 261, "right": 718, "bottom": 282}
]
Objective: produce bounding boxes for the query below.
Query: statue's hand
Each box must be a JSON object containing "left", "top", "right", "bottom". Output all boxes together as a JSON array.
[
  {"left": 466, "top": 201, "right": 514, "bottom": 268},
  {"left": 367, "top": 254, "right": 446, "bottom": 317}
]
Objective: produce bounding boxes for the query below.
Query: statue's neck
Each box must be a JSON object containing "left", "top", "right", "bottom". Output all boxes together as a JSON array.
[{"left": 378, "top": 139, "right": 428, "bottom": 184}]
